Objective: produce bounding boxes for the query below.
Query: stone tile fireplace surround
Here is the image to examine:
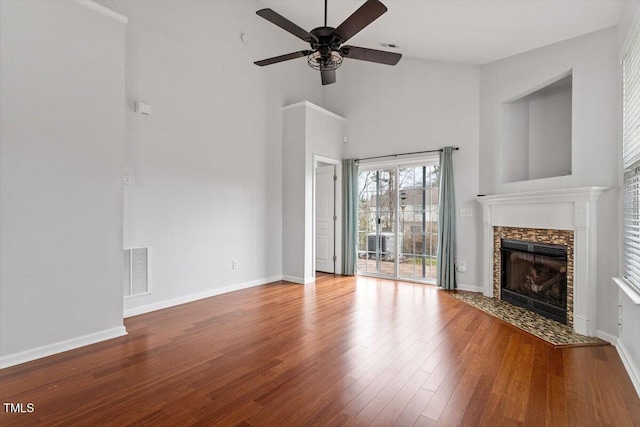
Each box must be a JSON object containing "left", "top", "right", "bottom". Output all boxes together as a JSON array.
[
  {"left": 493, "top": 227, "right": 574, "bottom": 326},
  {"left": 477, "top": 187, "right": 607, "bottom": 336}
]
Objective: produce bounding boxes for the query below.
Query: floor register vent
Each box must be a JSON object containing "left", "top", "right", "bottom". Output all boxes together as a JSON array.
[{"left": 124, "top": 247, "right": 149, "bottom": 297}]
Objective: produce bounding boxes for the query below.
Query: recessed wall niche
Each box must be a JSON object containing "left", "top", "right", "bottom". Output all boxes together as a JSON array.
[{"left": 500, "top": 72, "right": 572, "bottom": 183}]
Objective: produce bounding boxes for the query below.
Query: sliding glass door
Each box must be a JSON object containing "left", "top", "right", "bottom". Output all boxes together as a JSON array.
[{"left": 357, "top": 161, "right": 439, "bottom": 282}]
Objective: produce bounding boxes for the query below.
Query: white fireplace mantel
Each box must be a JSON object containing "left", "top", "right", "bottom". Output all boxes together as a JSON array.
[{"left": 476, "top": 187, "right": 608, "bottom": 336}]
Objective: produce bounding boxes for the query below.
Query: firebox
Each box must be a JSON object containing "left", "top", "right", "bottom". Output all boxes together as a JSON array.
[{"left": 501, "top": 239, "right": 568, "bottom": 324}]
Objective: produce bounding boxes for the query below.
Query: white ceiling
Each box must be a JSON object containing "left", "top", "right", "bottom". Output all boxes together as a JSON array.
[{"left": 257, "top": 0, "right": 624, "bottom": 64}]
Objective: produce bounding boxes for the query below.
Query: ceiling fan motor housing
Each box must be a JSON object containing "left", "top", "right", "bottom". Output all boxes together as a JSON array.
[{"left": 308, "top": 27, "right": 343, "bottom": 70}]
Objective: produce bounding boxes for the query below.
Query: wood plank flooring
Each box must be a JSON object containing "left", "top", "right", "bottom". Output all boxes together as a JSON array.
[{"left": 1, "top": 275, "right": 639, "bottom": 426}]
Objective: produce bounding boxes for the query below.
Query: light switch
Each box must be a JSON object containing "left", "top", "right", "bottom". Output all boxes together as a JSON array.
[
  {"left": 460, "top": 208, "right": 472, "bottom": 217},
  {"left": 134, "top": 101, "right": 154, "bottom": 116}
]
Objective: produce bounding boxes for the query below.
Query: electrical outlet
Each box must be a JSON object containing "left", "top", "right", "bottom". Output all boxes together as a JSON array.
[
  {"left": 232, "top": 259, "right": 239, "bottom": 270},
  {"left": 123, "top": 175, "right": 132, "bottom": 185},
  {"left": 618, "top": 301, "right": 623, "bottom": 332},
  {"left": 456, "top": 261, "right": 467, "bottom": 273}
]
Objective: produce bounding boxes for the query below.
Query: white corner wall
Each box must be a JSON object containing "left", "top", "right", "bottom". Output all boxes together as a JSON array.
[
  {"left": 528, "top": 85, "right": 572, "bottom": 180},
  {"left": 97, "top": 0, "right": 323, "bottom": 316},
  {"left": 500, "top": 99, "right": 530, "bottom": 183},
  {"left": 0, "top": 0, "right": 127, "bottom": 367},
  {"left": 499, "top": 82, "right": 572, "bottom": 184},
  {"left": 479, "top": 27, "right": 620, "bottom": 337},
  {"left": 282, "top": 102, "right": 346, "bottom": 283},
  {"left": 282, "top": 106, "right": 307, "bottom": 283},
  {"left": 323, "top": 57, "right": 481, "bottom": 291},
  {"left": 480, "top": 28, "right": 618, "bottom": 196}
]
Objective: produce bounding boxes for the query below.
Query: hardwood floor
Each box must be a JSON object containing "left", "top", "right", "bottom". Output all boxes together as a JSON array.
[{"left": 1, "top": 275, "right": 638, "bottom": 426}]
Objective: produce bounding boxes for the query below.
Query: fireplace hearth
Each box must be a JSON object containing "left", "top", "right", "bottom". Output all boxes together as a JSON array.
[{"left": 501, "top": 239, "right": 568, "bottom": 324}]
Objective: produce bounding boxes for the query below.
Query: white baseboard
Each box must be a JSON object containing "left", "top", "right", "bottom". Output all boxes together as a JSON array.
[
  {"left": 616, "top": 338, "right": 640, "bottom": 398},
  {"left": 456, "top": 283, "right": 483, "bottom": 293},
  {"left": 595, "top": 330, "right": 617, "bottom": 345},
  {"left": 573, "top": 315, "right": 589, "bottom": 336},
  {"left": 0, "top": 326, "right": 127, "bottom": 370},
  {"left": 282, "top": 275, "right": 316, "bottom": 285},
  {"left": 124, "top": 275, "right": 283, "bottom": 318}
]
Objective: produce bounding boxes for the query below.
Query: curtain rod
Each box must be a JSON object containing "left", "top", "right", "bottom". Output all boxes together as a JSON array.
[{"left": 355, "top": 147, "right": 459, "bottom": 163}]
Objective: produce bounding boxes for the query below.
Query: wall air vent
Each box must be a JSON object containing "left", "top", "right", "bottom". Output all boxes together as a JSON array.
[{"left": 123, "top": 247, "right": 149, "bottom": 297}]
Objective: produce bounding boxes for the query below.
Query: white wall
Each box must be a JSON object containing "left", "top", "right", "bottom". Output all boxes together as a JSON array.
[
  {"left": 0, "top": 1, "right": 126, "bottom": 366},
  {"left": 499, "top": 82, "right": 572, "bottom": 183},
  {"left": 97, "top": 0, "right": 323, "bottom": 316},
  {"left": 282, "top": 102, "right": 346, "bottom": 283},
  {"left": 500, "top": 99, "right": 530, "bottom": 183},
  {"left": 480, "top": 28, "right": 618, "bottom": 195},
  {"left": 528, "top": 84, "right": 572, "bottom": 180},
  {"left": 479, "top": 28, "right": 619, "bottom": 336},
  {"left": 323, "top": 57, "right": 481, "bottom": 290},
  {"left": 282, "top": 106, "right": 307, "bottom": 282},
  {"left": 306, "top": 105, "right": 346, "bottom": 277}
]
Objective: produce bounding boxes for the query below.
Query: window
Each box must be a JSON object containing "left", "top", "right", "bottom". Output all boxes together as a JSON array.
[{"left": 623, "top": 20, "right": 640, "bottom": 295}]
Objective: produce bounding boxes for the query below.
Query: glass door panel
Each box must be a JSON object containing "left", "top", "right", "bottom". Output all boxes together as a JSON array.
[
  {"left": 357, "top": 169, "right": 397, "bottom": 277},
  {"left": 398, "top": 164, "right": 439, "bottom": 282}
]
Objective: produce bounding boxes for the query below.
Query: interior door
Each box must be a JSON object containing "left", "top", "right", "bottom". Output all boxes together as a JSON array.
[{"left": 315, "top": 164, "right": 335, "bottom": 273}]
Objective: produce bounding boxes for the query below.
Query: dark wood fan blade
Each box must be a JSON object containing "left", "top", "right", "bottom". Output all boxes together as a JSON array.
[
  {"left": 254, "top": 50, "right": 311, "bottom": 67},
  {"left": 332, "top": 0, "right": 387, "bottom": 44},
  {"left": 256, "top": 9, "right": 319, "bottom": 43},
  {"left": 321, "top": 69, "right": 336, "bottom": 85},
  {"left": 340, "top": 45, "right": 401, "bottom": 65}
]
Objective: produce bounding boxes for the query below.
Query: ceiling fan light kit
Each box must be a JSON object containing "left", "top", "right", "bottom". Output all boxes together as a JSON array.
[
  {"left": 307, "top": 51, "right": 343, "bottom": 71},
  {"left": 254, "top": 0, "right": 402, "bottom": 85}
]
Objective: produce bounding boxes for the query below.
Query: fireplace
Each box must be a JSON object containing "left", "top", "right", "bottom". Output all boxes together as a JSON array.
[
  {"left": 478, "top": 187, "right": 607, "bottom": 336},
  {"left": 501, "top": 239, "right": 568, "bottom": 324},
  {"left": 492, "top": 227, "right": 574, "bottom": 327}
]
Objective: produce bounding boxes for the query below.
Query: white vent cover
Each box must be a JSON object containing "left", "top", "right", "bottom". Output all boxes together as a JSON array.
[{"left": 123, "top": 247, "right": 149, "bottom": 297}]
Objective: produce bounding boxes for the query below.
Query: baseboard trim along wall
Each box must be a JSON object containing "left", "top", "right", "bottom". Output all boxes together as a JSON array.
[
  {"left": 456, "top": 283, "right": 483, "bottom": 293},
  {"left": 282, "top": 275, "right": 315, "bottom": 284},
  {"left": 594, "top": 330, "right": 640, "bottom": 398},
  {"left": 0, "top": 326, "right": 127, "bottom": 369},
  {"left": 595, "top": 330, "right": 617, "bottom": 345},
  {"left": 616, "top": 338, "right": 640, "bottom": 398},
  {"left": 124, "top": 276, "right": 284, "bottom": 318}
]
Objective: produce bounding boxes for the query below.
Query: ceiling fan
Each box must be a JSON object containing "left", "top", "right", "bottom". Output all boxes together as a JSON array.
[{"left": 254, "top": 0, "right": 402, "bottom": 85}]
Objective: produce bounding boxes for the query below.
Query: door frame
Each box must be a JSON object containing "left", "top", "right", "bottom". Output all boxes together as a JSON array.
[
  {"left": 356, "top": 156, "right": 440, "bottom": 283},
  {"left": 312, "top": 154, "right": 342, "bottom": 278}
]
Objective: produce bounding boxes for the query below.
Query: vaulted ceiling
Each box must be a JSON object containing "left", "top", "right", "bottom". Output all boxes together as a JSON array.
[{"left": 257, "top": 0, "right": 624, "bottom": 64}]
